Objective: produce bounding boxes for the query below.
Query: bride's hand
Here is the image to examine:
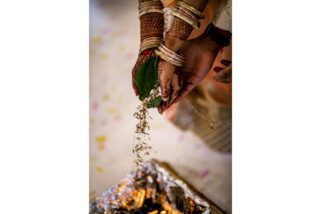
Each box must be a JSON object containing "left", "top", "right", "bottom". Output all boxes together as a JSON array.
[
  {"left": 131, "top": 50, "right": 156, "bottom": 96},
  {"left": 158, "top": 60, "right": 182, "bottom": 103},
  {"left": 158, "top": 34, "right": 222, "bottom": 113}
]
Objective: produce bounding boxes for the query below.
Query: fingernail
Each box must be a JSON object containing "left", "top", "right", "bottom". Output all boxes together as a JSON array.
[
  {"left": 162, "top": 97, "right": 169, "bottom": 102},
  {"left": 214, "top": 67, "right": 224, "bottom": 73},
  {"left": 162, "top": 90, "right": 169, "bottom": 101},
  {"left": 221, "top": 59, "right": 232, "bottom": 66}
]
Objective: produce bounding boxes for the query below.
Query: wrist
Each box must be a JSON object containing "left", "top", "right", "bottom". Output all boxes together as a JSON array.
[
  {"left": 163, "top": 20, "right": 193, "bottom": 52},
  {"left": 140, "top": 48, "right": 157, "bottom": 57}
]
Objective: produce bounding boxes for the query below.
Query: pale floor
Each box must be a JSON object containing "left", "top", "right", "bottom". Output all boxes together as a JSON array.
[{"left": 89, "top": 1, "right": 231, "bottom": 212}]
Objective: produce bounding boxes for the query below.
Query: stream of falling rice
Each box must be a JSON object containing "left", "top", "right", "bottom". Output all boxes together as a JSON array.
[
  {"left": 133, "top": 85, "right": 161, "bottom": 168},
  {"left": 133, "top": 84, "right": 216, "bottom": 168}
]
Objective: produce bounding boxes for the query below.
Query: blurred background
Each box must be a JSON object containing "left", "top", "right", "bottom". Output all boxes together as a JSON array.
[{"left": 90, "top": 0, "right": 232, "bottom": 212}]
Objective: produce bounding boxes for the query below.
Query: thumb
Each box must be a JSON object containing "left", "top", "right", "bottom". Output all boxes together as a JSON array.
[
  {"left": 215, "top": 64, "right": 232, "bottom": 83},
  {"left": 158, "top": 60, "right": 174, "bottom": 102},
  {"left": 180, "top": 81, "right": 197, "bottom": 98}
]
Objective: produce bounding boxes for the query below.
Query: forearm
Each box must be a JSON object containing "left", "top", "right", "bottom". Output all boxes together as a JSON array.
[
  {"left": 164, "top": 0, "right": 208, "bottom": 51},
  {"left": 133, "top": 0, "right": 165, "bottom": 96},
  {"left": 139, "top": 0, "right": 164, "bottom": 43}
]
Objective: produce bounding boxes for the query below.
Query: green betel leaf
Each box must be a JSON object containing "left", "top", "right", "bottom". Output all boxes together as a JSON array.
[
  {"left": 147, "top": 96, "right": 162, "bottom": 108},
  {"left": 134, "top": 56, "right": 160, "bottom": 107}
]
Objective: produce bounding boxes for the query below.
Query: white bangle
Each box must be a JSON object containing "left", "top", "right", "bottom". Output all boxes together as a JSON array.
[
  {"left": 155, "top": 44, "right": 185, "bottom": 67},
  {"left": 139, "top": 37, "right": 163, "bottom": 54},
  {"left": 177, "top": 1, "right": 204, "bottom": 19}
]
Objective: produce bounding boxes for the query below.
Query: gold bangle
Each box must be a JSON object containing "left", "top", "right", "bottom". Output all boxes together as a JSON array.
[
  {"left": 158, "top": 47, "right": 184, "bottom": 64},
  {"left": 139, "top": 1, "right": 163, "bottom": 17},
  {"left": 155, "top": 50, "right": 183, "bottom": 67},
  {"left": 155, "top": 50, "right": 182, "bottom": 67},
  {"left": 177, "top": 5, "right": 198, "bottom": 21},
  {"left": 141, "top": 37, "right": 163, "bottom": 44},
  {"left": 159, "top": 44, "right": 184, "bottom": 62},
  {"left": 139, "top": 37, "right": 163, "bottom": 54},
  {"left": 139, "top": 4, "right": 162, "bottom": 10},
  {"left": 178, "top": 8, "right": 200, "bottom": 28},
  {"left": 177, "top": 1, "right": 204, "bottom": 18},
  {"left": 139, "top": 3, "right": 163, "bottom": 17},
  {"left": 139, "top": 44, "right": 158, "bottom": 54},
  {"left": 139, "top": 9, "right": 164, "bottom": 17},
  {"left": 139, "top": 4, "right": 163, "bottom": 11},
  {"left": 139, "top": 5, "right": 162, "bottom": 9},
  {"left": 155, "top": 44, "right": 185, "bottom": 67},
  {"left": 139, "top": 43, "right": 158, "bottom": 53},
  {"left": 160, "top": 44, "right": 184, "bottom": 60}
]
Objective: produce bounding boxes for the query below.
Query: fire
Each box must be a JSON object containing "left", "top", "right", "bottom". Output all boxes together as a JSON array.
[{"left": 90, "top": 162, "right": 223, "bottom": 214}]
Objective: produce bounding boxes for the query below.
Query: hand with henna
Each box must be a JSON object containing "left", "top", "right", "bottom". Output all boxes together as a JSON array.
[
  {"left": 132, "top": 49, "right": 158, "bottom": 96},
  {"left": 157, "top": 0, "right": 208, "bottom": 103},
  {"left": 157, "top": 31, "right": 222, "bottom": 113},
  {"left": 132, "top": 0, "right": 164, "bottom": 96}
]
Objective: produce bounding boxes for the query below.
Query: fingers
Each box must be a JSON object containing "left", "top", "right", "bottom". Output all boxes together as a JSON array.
[
  {"left": 169, "top": 74, "right": 180, "bottom": 104},
  {"left": 132, "top": 63, "right": 139, "bottom": 96},
  {"left": 158, "top": 76, "right": 180, "bottom": 114},
  {"left": 158, "top": 60, "right": 175, "bottom": 102},
  {"left": 157, "top": 69, "right": 183, "bottom": 114},
  {"left": 157, "top": 101, "right": 168, "bottom": 114},
  {"left": 179, "top": 70, "right": 201, "bottom": 98},
  {"left": 214, "top": 64, "right": 232, "bottom": 83},
  {"left": 180, "top": 81, "right": 196, "bottom": 98},
  {"left": 132, "top": 80, "right": 139, "bottom": 96},
  {"left": 132, "top": 54, "right": 145, "bottom": 96},
  {"left": 132, "top": 53, "right": 152, "bottom": 96},
  {"left": 213, "top": 59, "right": 232, "bottom": 83}
]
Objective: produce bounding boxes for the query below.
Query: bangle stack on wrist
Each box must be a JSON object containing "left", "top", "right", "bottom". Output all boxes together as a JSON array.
[
  {"left": 139, "top": 0, "right": 164, "bottom": 18},
  {"left": 155, "top": 44, "right": 185, "bottom": 67},
  {"left": 172, "top": 1, "right": 204, "bottom": 29},
  {"left": 139, "top": 37, "right": 163, "bottom": 54},
  {"left": 177, "top": 1, "right": 204, "bottom": 19}
]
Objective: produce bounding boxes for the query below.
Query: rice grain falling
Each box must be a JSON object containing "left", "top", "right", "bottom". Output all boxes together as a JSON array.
[{"left": 133, "top": 84, "right": 161, "bottom": 168}]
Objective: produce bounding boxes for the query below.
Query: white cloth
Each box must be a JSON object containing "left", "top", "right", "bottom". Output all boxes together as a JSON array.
[
  {"left": 163, "top": 7, "right": 175, "bottom": 37},
  {"left": 211, "top": 0, "right": 232, "bottom": 32}
]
